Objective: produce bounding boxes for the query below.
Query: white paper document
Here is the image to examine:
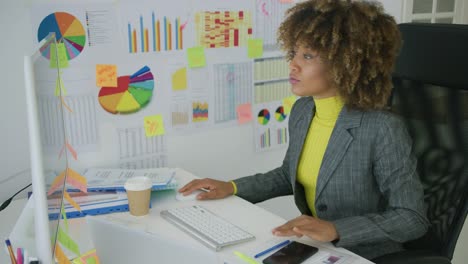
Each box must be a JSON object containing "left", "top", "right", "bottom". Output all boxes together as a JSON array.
[{"left": 81, "top": 167, "right": 177, "bottom": 191}]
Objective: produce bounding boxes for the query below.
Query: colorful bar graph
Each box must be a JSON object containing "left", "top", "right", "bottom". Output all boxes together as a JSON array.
[{"left": 128, "top": 12, "right": 184, "bottom": 54}]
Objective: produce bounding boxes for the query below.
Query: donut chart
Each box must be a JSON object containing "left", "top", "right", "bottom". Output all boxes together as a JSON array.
[
  {"left": 98, "top": 66, "right": 154, "bottom": 114},
  {"left": 38, "top": 12, "right": 86, "bottom": 60},
  {"left": 257, "top": 109, "right": 270, "bottom": 125},
  {"left": 275, "top": 106, "right": 287, "bottom": 122}
]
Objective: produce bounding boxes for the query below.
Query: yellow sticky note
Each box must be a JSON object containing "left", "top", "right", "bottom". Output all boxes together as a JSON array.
[
  {"left": 144, "top": 115, "right": 166, "bottom": 137},
  {"left": 172, "top": 67, "right": 187, "bottom": 90},
  {"left": 187, "top": 46, "right": 206, "bottom": 68},
  {"left": 248, "top": 39, "right": 263, "bottom": 58},
  {"left": 58, "top": 226, "right": 81, "bottom": 256},
  {"left": 237, "top": 103, "right": 253, "bottom": 124},
  {"left": 50, "top": 43, "right": 69, "bottom": 69},
  {"left": 55, "top": 75, "right": 67, "bottom": 96},
  {"left": 96, "top": 64, "right": 117, "bottom": 87},
  {"left": 283, "top": 95, "right": 297, "bottom": 115}
]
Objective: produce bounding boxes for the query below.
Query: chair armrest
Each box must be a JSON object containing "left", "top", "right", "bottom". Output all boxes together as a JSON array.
[{"left": 372, "top": 250, "right": 451, "bottom": 264}]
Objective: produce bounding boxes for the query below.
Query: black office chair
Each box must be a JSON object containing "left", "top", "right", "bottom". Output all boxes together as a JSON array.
[{"left": 373, "top": 23, "right": 468, "bottom": 264}]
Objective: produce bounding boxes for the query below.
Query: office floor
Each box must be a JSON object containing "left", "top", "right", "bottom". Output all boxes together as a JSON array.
[{"left": 257, "top": 196, "right": 468, "bottom": 264}]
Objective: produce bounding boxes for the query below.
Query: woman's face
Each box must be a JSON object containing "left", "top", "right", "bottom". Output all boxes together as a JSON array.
[{"left": 288, "top": 45, "right": 336, "bottom": 98}]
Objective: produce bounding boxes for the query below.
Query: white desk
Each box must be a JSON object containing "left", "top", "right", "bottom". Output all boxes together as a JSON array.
[{"left": 3, "top": 169, "right": 373, "bottom": 264}]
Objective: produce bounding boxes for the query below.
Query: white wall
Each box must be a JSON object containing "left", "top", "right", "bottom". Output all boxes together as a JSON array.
[{"left": 1, "top": 1, "right": 466, "bottom": 263}]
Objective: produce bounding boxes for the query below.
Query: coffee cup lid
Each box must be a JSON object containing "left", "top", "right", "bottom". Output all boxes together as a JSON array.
[{"left": 124, "top": 176, "right": 152, "bottom": 191}]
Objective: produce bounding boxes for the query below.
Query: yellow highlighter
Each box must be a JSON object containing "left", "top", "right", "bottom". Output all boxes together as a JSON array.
[{"left": 234, "top": 251, "right": 260, "bottom": 264}]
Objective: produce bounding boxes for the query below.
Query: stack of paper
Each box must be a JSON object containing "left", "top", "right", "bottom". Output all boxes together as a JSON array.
[
  {"left": 70, "top": 168, "right": 177, "bottom": 192},
  {"left": 48, "top": 191, "right": 129, "bottom": 220}
]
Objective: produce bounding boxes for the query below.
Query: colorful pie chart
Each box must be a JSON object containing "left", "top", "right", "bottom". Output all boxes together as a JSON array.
[
  {"left": 98, "top": 66, "right": 154, "bottom": 114},
  {"left": 275, "top": 106, "right": 287, "bottom": 122},
  {"left": 37, "top": 12, "right": 86, "bottom": 60},
  {"left": 258, "top": 109, "right": 270, "bottom": 125}
]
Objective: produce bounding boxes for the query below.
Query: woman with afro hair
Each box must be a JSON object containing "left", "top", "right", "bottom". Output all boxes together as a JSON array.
[{"left": 180, "top": 0, "right": 429, "bottom": 259}]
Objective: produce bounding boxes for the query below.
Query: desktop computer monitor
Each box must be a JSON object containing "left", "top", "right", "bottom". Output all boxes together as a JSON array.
[{"left": 14, "top": 32, "right": 69, "bottom": 264}]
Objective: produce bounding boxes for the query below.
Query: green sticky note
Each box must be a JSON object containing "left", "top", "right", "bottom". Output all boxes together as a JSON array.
[
  {"left": 57, "top": 226, "right": 81, "bottom": 256},
  {"left": 187, "top": 46, "right": 206, "bottom": 68},
  {"left": 50, "top": 43, "right": 69, "bottom": 69},
  {"left": 86, "top": 257, "right": 97, "bottom": 264},
  {"left": 248, "top": 38, "right": 263, "bottom": 58},
  {"left": 61, "top": 203, "right": 69, "bottom": 232},
  {"left": 55, "top": 75, "right": 67, "bottom": 96}
]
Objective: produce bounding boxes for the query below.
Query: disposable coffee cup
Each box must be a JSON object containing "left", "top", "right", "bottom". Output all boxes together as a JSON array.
[{"left": 124, "top": 176, "right": 152, "bottom": 216}]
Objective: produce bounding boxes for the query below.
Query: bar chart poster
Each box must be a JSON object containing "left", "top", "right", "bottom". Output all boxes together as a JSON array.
[
  {"left": 125, "top": 10, "right": 189, "bottom": 54},
  {"left": 37, "top": 12, "right": 86, "bottom": 60}
]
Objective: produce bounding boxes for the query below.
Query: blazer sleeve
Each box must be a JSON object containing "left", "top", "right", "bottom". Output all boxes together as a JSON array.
[
  {"left": 332, "top": 115, "right": 430, "bottom": 247},
  {"left": 231, "top": 98, "right": 312, "bottom": 203}
]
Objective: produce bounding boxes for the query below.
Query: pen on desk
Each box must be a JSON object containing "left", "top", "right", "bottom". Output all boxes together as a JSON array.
[
  {"left": 234, "top": 251, "right": 259, "bottom": 264},
  {"left": 254, "top": 240, "right": 290, "bottom": 258},
  {"left": 5, "top": 239, "right": 17, "bottom": 264}
]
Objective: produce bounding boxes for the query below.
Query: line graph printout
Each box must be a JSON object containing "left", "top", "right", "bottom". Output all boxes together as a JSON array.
[
  {"left": 213, "top": 62, "right": 253, "bottom": 123},
  {"left": 255, "top": 0, "right": 294, "bottom": 51}
]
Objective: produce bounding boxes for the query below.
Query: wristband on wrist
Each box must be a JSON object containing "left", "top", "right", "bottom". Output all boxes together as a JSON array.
[{"left": 230, "top": 181, "right": 238, "bottom": 195}]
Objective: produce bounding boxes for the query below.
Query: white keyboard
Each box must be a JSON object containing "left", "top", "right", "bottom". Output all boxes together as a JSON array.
[{"left": 161, "top": 205, "right": 255, "bottom": 251}]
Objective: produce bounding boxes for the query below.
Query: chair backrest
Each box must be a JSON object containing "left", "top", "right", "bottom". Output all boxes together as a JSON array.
[{"left": 390, "top": 23, "right": 468, "bottom": 259}]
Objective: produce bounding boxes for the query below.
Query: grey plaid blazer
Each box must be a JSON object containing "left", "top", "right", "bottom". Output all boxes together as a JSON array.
[{"left": 234, "top": 97, "right": 429, "bottom": 260}]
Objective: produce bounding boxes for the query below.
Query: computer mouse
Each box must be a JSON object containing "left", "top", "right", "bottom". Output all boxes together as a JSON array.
[{"left": 175, "top": 189, "right": 205, "bottom": 201}]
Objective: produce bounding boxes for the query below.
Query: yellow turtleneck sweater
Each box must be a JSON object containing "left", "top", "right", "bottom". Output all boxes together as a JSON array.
[{"left": 297, "top": 96, "right": 344, "bottom": 216}]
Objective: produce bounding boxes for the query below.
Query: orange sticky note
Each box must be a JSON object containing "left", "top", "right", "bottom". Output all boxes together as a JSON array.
[
  {"left": 187, "top": 46, "right": 206, "bottom": 68},
  {"left": 72, "top": 249, "right": 100, "bottom": 264},
  {"left": 48, "top": 172, "right": 66, "bottom": 195},
  {"left": 144, "top": 115, "right": 166, "bottom": 137},
  {"left": 283, "top": 95, "right": 297, "bottom": 115},
  {"left": 96, "top": 64, "right": 117, "bottom": 87},
  {"left": 64, "top": 191, "right": 81, "bottom": 212},
  {"left": 279, "top": 0, "right": 293, "bottom": 3},
  {"left": 66, "top": 168, "right": 88, "bottom": 193},
  {"left": 55, "top": 244, "right": 73, "bottom": 264},
  {"left": 248, "top": 39, "right": 263, "bottom": 58},
  {"left": 237, "top": 104, "right": 253, "bottom": 124}
]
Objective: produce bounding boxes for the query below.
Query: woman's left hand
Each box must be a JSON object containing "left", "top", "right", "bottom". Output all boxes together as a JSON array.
[{"left": 272, "top": 215, "right": 339, "bottom": 242}]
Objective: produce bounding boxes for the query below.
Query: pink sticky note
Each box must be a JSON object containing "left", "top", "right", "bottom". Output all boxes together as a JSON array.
[{"left": 237, "top": 104, "right": 253, "bottom": 124}]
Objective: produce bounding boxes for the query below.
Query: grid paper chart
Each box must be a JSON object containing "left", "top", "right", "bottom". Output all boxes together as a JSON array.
[{"left": 195, "top": 11, "right": 253, "bottom": 48}]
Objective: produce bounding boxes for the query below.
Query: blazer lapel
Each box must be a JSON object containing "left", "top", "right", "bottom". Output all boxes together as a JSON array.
[
  {"left": 315, "top": 107, "right": 363, "bottom": 200},
  {"left": 290, "top": 98, "right": 315, "bottom": 189}
]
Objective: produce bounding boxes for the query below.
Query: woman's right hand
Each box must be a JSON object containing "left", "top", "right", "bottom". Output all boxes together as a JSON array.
[{"left": 178, "top": 178, "right": 235, "bottom": 200}]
